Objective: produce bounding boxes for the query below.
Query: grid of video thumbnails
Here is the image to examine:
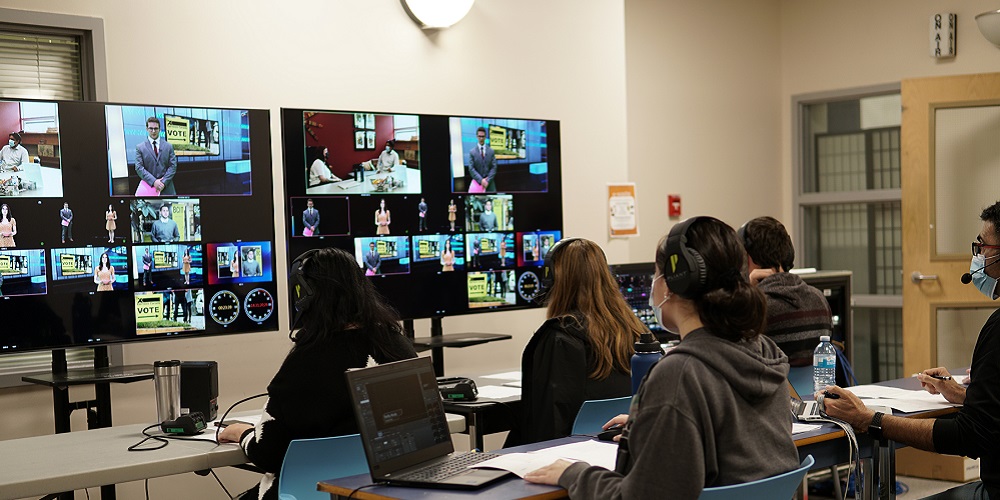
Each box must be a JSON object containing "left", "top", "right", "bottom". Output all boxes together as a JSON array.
[
  {"left": 0, "top": 99, "right": 277, "bottom": 353},
  {"left": 282, "top": 109, "right": 563, "bottom": 320}
]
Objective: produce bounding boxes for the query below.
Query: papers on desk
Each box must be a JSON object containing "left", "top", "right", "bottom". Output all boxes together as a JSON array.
[
  {"left": 792, "top": 423, "right": 822, "bottom": 434},
  {"left": 474, "top": 440, "right": 619, "bottom": 477},
  {"left": 481, "top": 371, "right": 522, "bottom": 381},
  {"left": 845, "top": 384, "right": 961, "bottom": 413},
  {"left": 334, "top": 180, "right": 361, "bottom": 189},
  {"left": 476, "top": 385, "right": 521, "bottom": 399}
]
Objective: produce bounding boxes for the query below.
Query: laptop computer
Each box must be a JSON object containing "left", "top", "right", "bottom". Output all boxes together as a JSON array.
[
  {"left": 787, "top": 380, "right": 826, "bottom": 422},
  {"left": 345, "top": 357, "right": 511, "bottom": 489}
]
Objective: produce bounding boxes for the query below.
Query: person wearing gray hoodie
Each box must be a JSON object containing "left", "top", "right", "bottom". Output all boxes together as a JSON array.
[{"left": 525, "top": 216, "right": 800, "bottom": 499}]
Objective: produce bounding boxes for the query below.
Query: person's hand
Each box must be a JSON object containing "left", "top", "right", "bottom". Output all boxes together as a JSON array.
[
  {"left": 482, "top": 178, "right": 491, "bottom": 189},
  {"left": 816, "top": 385, "right": 874, "bottom": 433},
  {"left": 963, "top": 368, "right": 972, "bottom": 385},
  {"left": 603, "top": 414, "right": 629, "bottom": 442},
  {"left": 748, "top": 268, "right": 777, "bottom": 285},
  {"left": 153, "top": 179, "right": 165, "bottom": 192},
  {"left": 916, "top": 367, "right": 966, "bottom": 404},
  {"left": 524, "top": 459, "right": 574, "bottom": 485},
  {"left": 218, "top": 423, "right": 253, "bottom": 443}
]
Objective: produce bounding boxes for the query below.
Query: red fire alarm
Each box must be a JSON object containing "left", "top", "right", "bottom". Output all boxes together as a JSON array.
[{"left": 668, "top": 195, "right": 682, "bottom": 217}]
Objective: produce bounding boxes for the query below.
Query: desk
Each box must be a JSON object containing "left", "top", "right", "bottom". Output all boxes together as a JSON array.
[
  {"left": 442, "top": 373, "right": 522, "bottom": 452},
  {"left": 0, "top": 413, "right": 466, "bottom": 499},
  {"left": 306, "top": 167, "right": 421, "bottom": 195}
]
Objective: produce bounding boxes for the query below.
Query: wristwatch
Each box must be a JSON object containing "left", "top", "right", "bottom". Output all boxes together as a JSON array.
[{"left": 868, "top": 411, "right": 885, "bottom": 440}]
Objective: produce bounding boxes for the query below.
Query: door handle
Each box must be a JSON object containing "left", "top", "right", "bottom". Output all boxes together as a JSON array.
[{"left": 911, "top": 271, "right": 939, "bottom": 283}]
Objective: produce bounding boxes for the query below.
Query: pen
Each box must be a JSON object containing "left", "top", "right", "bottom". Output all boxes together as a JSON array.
[
  {"left": 822, "top": 391, "right": 840, "bottom": 399},
  {"left": 928, "top": 374, "right": 952, "bottom": 381}
]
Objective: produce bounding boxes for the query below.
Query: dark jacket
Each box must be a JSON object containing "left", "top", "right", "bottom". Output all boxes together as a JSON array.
[
  {"left": 933, "top": 307, "right": 1000, "bottom": 499},
  {"left": 238, "top": 328, "right": 416, "bottom": 500},
  {"left": 559, "top": 328, "right": 799, "bottom": 499},
  {"left": 758, "top": 272, "right": 832, "bottom": 366},
  {"left": 511, "top": 317, "right": 631, "bottom": 446}
]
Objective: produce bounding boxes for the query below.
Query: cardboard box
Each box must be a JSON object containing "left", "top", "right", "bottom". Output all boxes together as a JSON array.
[{"left": 895, "top": 447, "right": 980, "bottom": 482}]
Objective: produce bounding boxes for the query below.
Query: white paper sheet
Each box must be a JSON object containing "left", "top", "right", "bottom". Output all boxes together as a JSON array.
[
  {"left": 792, "top": 423, "right": 822, "bottom": 434},
  {"left": 476, "top": 385, "right": 522, "bottom": 399},
  {"left": 481, "top": 371, "right": 522, "bottom": 380},
  {"left": 474, "top": 440, "right": 619, "bottom": 477}
]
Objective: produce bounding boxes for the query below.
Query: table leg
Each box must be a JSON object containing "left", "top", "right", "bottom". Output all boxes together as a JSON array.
[{"left": 468, "top": 412, "right": 484, "bottom": 451}]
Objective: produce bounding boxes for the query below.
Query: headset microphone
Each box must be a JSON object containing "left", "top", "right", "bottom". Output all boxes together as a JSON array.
[{"left": 961, "top": 256, "right": 1000, "bottom": 284}]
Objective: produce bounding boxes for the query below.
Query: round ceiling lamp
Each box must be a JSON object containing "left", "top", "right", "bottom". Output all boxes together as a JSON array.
[{"left": 401, "top": 0, "right": 475, "bottom": 30}]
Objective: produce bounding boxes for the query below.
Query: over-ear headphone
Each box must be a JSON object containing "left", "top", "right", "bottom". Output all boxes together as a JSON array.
[
  {"left": 289, "top": 249, "right": 320, "bottom": 325},
  {"left": 736, "top": 221, "right": 750, "bottom": 249},
  {"left": 536, "top": 237, "right": 607, "bottom": 302},
  {"left": 662, "top": 217, "right": 711, "bottom": 298}
]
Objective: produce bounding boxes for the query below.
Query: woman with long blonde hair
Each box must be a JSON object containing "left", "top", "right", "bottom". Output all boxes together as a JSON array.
[{"left": 511, "top": 238, "right": 645, "bottom": 445}]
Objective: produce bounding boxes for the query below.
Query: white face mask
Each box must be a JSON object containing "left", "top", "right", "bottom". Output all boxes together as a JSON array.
[
  {"left": 970, "top": 253, "right": 999, "bottom": 299},
  {"left": 8, "top": 140, "right": 14, "bottom": 148},
  {"left": 648, "top": 274, "right": 673, "bottom": 331}
]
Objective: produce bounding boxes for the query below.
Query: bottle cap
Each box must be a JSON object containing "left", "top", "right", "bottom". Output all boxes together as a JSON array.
[
  {"left": 820, "top": 335, "right": 831, "bottom": 342},
  {"left": 634, "top": 332, "right": 664, "bottom": 354}
]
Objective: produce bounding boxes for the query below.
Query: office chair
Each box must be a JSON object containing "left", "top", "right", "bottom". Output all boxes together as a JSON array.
[
  {"left": 698, "top": 455, "right": 814, "bottom": 500},
  {"left": 277, "top": 434, "right": 367, "bottom": 500},
  {"left": 570, "top": 396, "right": 632, "bottom": 435}
]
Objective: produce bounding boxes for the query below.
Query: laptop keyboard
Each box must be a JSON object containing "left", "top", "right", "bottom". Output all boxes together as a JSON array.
[{"left": 395, "top": 452, "right": 502, "bottom": 482}]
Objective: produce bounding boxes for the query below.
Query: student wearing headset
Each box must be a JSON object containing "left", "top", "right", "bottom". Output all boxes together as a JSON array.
[
  {"left": 219, "top": 247, "right": 416, "bottom": 500},
  {"left": 525, "top": 217, "right": 799, "bottom": 498},
  {"left": 507, "top": 238, "right": 645, "bottom": 446}
]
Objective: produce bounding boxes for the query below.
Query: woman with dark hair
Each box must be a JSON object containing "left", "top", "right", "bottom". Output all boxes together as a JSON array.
[
  {"left": 440, "top": 238, "right": 455, "bottom": 271},
  {"left": 525, "top": 217, "right": 799, "bottom": 498},
  {"left": 105, "top": 204, "right": 117, "bottom": 243},
  {"left": 219, "top": 247, "right": 417, "bottom": 500},
  {"left": 0, "top": 203, "right": 15, "bottom": 247},
  {"left": 94, "top": 252, "right": 115, "bottom": 292},
  {"left": 307, "top": 146, "right": 340, "bottom": 187},
  {"left": 374, "top": 198, "right": 391, "bottom": 235},
  {"left": 181, "top": 248, "right": 192, "bottom": 285},
  {"left": 510, "top": 238, "right": 644, "bottom": 446}
]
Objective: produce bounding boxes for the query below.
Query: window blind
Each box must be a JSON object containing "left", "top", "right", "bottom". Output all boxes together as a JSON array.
[{"left": 0, "top": 29, "right": 82, "bottom": 100}]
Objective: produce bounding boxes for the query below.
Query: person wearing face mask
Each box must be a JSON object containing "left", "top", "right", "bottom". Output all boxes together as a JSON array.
[
  {"left": 822, "top": 200, "right": 1000, "bottom": 500},
  {"left": 1, "top": 132, "right": 29, "bottom": 173},
  {"left": 506, "top": 238, "right": 644, "bottom": 446},
  {"left": 376, "top": 140, "right": 399, "bottom": 173},
  {"left": 525, "top": 218, "right": 799, "bottom": 499}
]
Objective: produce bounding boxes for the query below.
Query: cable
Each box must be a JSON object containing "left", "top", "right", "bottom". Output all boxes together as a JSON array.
[
  {"left": 128, "top": 424, "right": 170, "bottom": 451},
  {"left": 347, "top": 482, "right": 383, "bottom": 499},
  {"left": 210, "top": 468, "right": 234, "bottom": 499},
  {"left": 214, "top": 393, "right": 268, "bottom": 444},
  {"left": 145, "top": 478, "right": 149, "bottom": 500}
]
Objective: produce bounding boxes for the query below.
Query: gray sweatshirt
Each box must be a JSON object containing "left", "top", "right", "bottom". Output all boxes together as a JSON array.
[{"left": 558, "top": 328, "right": 799, "bottom": 499}]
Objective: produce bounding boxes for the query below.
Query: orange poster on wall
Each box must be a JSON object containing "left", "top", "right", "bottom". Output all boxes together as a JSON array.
[{"left": 608, "top": 183, "right": 639, "bottom": 238}]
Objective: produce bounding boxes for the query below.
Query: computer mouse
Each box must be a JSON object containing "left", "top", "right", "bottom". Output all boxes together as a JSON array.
[{"left": 597, "top": 424, "right": 624, "bottom": 441}]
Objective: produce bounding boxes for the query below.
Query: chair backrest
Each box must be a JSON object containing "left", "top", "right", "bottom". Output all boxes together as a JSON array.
[
  {"left": 697, "top": 455, "right": 815, "bottom": 500},
  {"left": 277, "top": 434, "right": 367, "bottom": 500},
  {"left": 570, "top": 396, "right": 632, "bottom": 435}
]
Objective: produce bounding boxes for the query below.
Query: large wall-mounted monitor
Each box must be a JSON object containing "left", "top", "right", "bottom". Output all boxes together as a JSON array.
[
  {"left": 0, "top": 98, "right": 277, "bottom": 355},
  {"left": 281, "top": 108, "right": 563, "bottom": 321}
]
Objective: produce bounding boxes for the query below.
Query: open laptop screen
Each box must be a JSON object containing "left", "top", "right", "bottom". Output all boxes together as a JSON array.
[{"left": 348, "top": 357, "right": 454, "bottom": 477}]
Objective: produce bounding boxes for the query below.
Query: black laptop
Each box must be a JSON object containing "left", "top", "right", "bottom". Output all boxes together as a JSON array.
[{"left": 345, "top": 357, "right": 511, "bottom": 489}]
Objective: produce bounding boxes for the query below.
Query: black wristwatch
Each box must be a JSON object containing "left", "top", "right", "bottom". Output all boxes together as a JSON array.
[{"left": 868, "top": 411, "right": 885, "bottom": 440}]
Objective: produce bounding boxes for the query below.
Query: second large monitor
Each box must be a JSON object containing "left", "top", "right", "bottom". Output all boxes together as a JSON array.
[{"left": 281, "top": 109, "right": 563, "bottom": 320}]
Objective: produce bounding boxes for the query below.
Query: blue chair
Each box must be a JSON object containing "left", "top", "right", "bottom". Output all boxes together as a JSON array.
[
  {"left": 570, "top": 396, "right": 632, "bottom": 435},
  {"left": 277, "top": 434, "right": 368, "bottom": 500},
  {"left": 698, "top": 455, "right": 815, "bottom": 500}
]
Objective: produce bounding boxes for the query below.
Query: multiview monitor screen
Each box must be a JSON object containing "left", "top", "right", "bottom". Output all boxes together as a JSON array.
[
  {"left": 281, "top": 108, "right": 563, "bottom": 320},
  {"left": 0, "top": 98, "right": 278, "bottom": 355}
]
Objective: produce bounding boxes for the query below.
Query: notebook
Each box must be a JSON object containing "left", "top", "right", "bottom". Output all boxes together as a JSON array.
[{"left": 346, "top": 357, "right": 511, "bottom": 489}]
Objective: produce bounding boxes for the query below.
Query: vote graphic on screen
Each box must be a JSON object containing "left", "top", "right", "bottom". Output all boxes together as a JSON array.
[
  {"left": 0, "top": 98, "right": 278, "bottom": 355},
  {"left": 282, "top": 107, "right": 563, "bottom": 321}
]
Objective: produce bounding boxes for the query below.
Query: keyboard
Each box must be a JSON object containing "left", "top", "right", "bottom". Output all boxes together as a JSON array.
[
  {"left": 335, "top": 180, "right": 361, "bottom": 189},
  {"left": 395, "top": 452, "right": 502, "bottom": 482}
]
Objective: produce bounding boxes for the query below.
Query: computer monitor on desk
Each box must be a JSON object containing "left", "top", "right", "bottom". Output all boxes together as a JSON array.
[{"left": 609, "top": 262, "right": 679, "bottom": 342}]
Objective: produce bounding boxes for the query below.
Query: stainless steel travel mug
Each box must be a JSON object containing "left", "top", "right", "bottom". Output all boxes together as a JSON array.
[{"left": 153, "top": 360, "right": 182, "bottom": 423}]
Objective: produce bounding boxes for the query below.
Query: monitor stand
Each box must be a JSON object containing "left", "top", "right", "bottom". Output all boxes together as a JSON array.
[{"left": 21, "top": 346, "right": 153, "bottom": 500}]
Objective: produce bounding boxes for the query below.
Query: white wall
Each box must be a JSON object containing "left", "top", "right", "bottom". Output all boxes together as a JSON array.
[
  {"left": 624, "top": 0, "right": 784, "bottom": 263},
  {"left": 0, "top": 1, "right": 629, "bottom": 498},
  {"left": 778, "top": 0, "right": 1000, "bottom": 223}
]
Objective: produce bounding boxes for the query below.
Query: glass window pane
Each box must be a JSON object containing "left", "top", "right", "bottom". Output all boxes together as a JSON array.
[
  {"left": 852, "top": 308, "right": 903, "bottom": 384},
  {"left": 803, "top": 202, "right": 901, "bottom": 295},
  {"left": 936, "top": 307, "right": 992, "bottom": 370}
]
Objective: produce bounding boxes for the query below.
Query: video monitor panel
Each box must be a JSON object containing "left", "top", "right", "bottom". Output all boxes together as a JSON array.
[
  {"left": 282, "top": 107, "right": 563, "bottom": 321},
  {"left": 106, "top": 104, "right": 253, "bottom": 197},
  {"left": 0, "top": 99, "right": 63, "bottom": 198},
  {"left": 205, "top": 242, "right": 273, "bottom": 284},
  {"left": 0, "top": 98, "right": 278, "bottom": 355}
]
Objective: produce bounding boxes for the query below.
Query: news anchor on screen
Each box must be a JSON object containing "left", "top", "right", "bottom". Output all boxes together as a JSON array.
[
  {"left": 302, "top": 199, "right": 319, "bottom": 236},
  {"left": 467, "top": 126, "right": 497, "bottom": 193},
  {"left": 135, "top": 117, "right": 177, "bottom": 196}
]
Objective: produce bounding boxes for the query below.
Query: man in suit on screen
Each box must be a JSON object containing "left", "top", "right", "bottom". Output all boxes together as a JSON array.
[
  {"left": 467, "top": 126, "right": 497, "bottom": 193},
  {"left": 135, "top": 117, "right": 177, "bottom": 195}
]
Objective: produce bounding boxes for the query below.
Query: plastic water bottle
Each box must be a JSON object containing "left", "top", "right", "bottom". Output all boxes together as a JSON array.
[
  {"left": 813, "top": 335, "right": 837, "bottom": 394},
  {"left": 631, "top": 332, "right": 664, "bottom": 394}
]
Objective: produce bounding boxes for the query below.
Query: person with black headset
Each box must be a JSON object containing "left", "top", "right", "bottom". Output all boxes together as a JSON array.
[
  {"left": 506, "top": 238, "right": 645, "bottom": 446},
  {"left": 218, "top": 247, "right": 416, "bottom": 500},
  {"left": 524, "top": 217, "right": 799, "bottom": 498}
]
